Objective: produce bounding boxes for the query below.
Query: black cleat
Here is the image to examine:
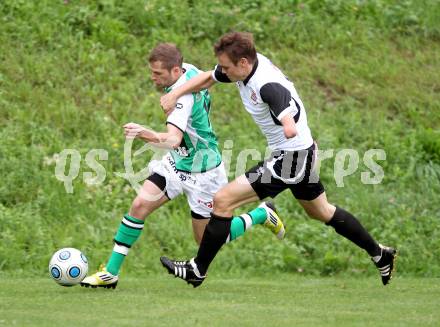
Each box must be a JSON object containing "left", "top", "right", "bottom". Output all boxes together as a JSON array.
[
  {"left": 80, "top": 282, "right": 117, "bottom": 289},
  {"left": 373, "top": 245, "right": 397, "bottom": 286},
  {"left": 160, "top": 256, "right": 205, "bottom": 288}
]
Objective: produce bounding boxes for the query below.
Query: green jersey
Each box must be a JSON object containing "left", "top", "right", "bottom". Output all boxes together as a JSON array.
[{"left": 164, "top": 63, "right": 222, "bottom": 173}]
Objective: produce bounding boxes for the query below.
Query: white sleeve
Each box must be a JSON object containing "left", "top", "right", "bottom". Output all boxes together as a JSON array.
[{"left": 166, "top": 94, "right": 194, "bottom": 132}]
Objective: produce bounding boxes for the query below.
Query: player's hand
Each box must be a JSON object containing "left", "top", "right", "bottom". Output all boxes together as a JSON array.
[
  {"left": 160, "top": 92, "right": 178, "bottom": 116},
  {"left": 123, "top": 122, "right": 146, "bottom": 139}
]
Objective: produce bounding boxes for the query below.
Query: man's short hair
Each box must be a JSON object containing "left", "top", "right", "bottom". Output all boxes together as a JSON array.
[
  {"left": 214, "top": 32, "right": 257, "bottom": 65},
  {"left": 148, "top": 43, "right": 183, "bottom": 71}
]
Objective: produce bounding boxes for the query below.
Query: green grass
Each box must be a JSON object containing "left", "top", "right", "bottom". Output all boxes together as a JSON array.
[
  {"left": 0, "top": 275, "right": 439, "bottom": 327},
  {"left": 1, "top": 0, "right": 439, "bottom": 276}
]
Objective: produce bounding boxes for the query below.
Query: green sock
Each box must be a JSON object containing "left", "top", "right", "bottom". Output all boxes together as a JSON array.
[
  {"left": 106, "top": 214, "right": 144, "bottom": 276},
  {"left": 228, "top": 207, "right": 267, "bottom": 242}
]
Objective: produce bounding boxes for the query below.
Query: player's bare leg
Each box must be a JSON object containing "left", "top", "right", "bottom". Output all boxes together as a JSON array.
[
  {"left": 212, "top": 175, "right": 260, "bottom": 216},
  {"left": 192, "top": 218, "right": 209, "bottom": 245},
  {"left": 298, "top": 192, "right": 335, "bottom": 223}
]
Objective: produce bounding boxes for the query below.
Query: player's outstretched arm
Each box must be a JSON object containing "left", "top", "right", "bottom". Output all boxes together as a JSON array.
[
  {"left": 160, "top": 70, "right": 216, "bottom": 114},
  {"left": 123, "top": 122, "right": 183, "bottom": 149}
]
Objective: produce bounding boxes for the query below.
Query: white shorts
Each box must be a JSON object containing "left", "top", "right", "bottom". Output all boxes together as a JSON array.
[{"left": 148, "top": 154, "right": 228, "bottom": 217}]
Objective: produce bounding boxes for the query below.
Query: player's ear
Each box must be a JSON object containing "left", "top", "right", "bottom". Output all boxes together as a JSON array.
[
  {"left": 172, "top": 66, "right": 180, "bottom": 75},
  {"left": 239, "top": 57, "right": 248, "bottom": 67}
]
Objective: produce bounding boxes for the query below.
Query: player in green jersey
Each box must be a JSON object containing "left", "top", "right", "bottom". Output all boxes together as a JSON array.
[{"left": 80, "top": 43, "right": 285, "bottom": 289}]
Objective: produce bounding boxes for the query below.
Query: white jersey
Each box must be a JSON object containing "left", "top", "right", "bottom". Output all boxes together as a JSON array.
[{"left": 212, "top": 53, "right": 313, "bottom": 151}]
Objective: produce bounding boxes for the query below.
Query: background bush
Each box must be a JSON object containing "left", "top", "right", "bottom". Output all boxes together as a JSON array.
[{"left": 1, "top": 0, "right": 439, "bottom": 277}]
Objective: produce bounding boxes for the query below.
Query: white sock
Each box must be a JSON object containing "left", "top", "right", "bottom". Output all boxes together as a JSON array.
[{"left": 190, "top": 258, "right": 206, "bottom": 278}]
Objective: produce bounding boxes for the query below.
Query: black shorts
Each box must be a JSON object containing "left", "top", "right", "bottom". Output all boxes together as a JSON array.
[
  {"left": 245, "top": 143, "right": 324, "bottom": 201},
  {"left": 146, "top": 173, "right": 170, "bottom": 199}
]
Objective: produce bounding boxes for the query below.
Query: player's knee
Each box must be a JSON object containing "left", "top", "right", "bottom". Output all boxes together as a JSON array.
[
  {"left": 305, "top": 204, "right": 334, "bottom": 222},
  {"left": 212, "top": 190, "right": 233, "bottom": 212},
  {"left": 131, "top": 197, "right": 144, "bottom": 210},
  {"left": 130, "top": 196, "right": 151, "bottom": 219}
]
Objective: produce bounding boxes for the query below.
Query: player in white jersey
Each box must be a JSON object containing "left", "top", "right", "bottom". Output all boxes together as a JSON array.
[
  {"left": 80, "top": 43, "right": 285, "bottom": 289},
  {"left": 159, "top": 32, "right": 397, "bottom": 287}
]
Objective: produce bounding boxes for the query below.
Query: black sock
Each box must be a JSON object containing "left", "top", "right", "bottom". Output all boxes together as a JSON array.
[
  {"left": 194, "top": 213, "right": 232, "bottom": 276},
  {"left": 326, "top": 206, "right": 381, "bottom": 257}
]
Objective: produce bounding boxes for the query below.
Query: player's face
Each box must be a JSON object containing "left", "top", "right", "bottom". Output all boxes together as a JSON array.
[
  {"left": 217, "top": 53, "right": 250, "bottom": 82},
  {"left": 149, "top": 61, "right": 179, "bottom": 90}
]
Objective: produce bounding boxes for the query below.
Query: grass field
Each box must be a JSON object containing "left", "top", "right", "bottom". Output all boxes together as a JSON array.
[
  {"left": 1, "top": 274, "right": 439, "bottom": 327},
  {"left": 1, "top": 0, "right": 439, "bottom": 276},
  {"left": 1, "top": 3, "right": 440, "bottom": 326}
]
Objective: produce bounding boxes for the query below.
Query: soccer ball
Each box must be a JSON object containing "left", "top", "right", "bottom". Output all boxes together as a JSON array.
[{"left": 49, "top": 248, "right": 88, "bottom": 286}]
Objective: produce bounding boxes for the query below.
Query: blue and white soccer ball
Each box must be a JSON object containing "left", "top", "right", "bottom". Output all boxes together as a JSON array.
[{"left": 49, "top": 248, "right": 88, "bottom": 286}]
